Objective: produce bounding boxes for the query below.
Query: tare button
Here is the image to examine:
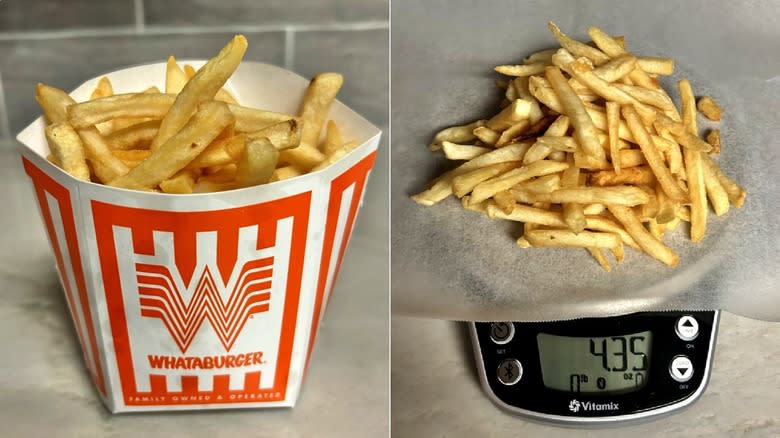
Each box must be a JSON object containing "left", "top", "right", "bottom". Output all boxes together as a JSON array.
[
  {"left": 669, "top": 355, "right": 694, "bottom": 382},
  {"left": 675, "top": 315, "right": 699, "bottom": 341}
]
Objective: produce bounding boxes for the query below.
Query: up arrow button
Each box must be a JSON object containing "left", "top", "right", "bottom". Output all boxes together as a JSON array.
[{"left": 675, "top": 315, "right": 699, "bottom": 341}]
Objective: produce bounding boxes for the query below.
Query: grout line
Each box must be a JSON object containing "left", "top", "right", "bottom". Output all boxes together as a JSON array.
[
  {"left": 0, "top": 71, "right": 11, "bottom": 142},
  {"left": 284, "top": 27, "right": 295, "bottom": 71},
  {"left": 0, "top": 20, "right": 389, "bottom": 41},
  {"left": 134, "top": 0, "right": 146, "bottom": 34}
]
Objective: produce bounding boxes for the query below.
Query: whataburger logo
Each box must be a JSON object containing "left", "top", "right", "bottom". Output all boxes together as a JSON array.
[{"left": 129, "top": 224, "right": 287, "bottom": 353}]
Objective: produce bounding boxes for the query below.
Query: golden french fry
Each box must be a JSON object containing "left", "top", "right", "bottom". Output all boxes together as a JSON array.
[
  {"left": 452, "top": 162, "right": 518, "bottom": 198},
  {"left": 471, "top": 160, "right": 570, "bottom": 204},
  {"left": 105, "top": 119, "right": 160, "bottom": 150},
  {"left": 584, "top": 105, "right": 636, "bottom": 142},
  {"left": 697, "top": 96, "right": 722, "bottom": 121},
  {"left": 109, "top": 101, "right": 234, "bottom": 190},
  {"left": 523, "top": 48, "right": 558, "bottom": 64},
  {"left": 584, "top": 215, "right": 639, "bottom": 249},
  {"left": 487, "top": 202, "right": 566, "bottom": 227},
  {"left": 473, "top": 126, "right": 500, "bottom": 145},
  {"left": 245, "top": 118, "right": 302, "bottom": 150},
  {"left": 590, "top": 166, "right": 655, "bottom": 186},
  {"left": 91, "top": 76, "right": 114, "bottom": 100},
  {"left": 655, "top": 184, "right": 677, "bottom": 224},
  {"left": 322, "top": 120, "right": 344, "bottom": 155},
  {"left": 528, "top": 75, "right": 564, "bottom": 114},
  {"left": 516, "top": 174, "right": 561, "bottom": 193},
  {"left": 608, "top": 205, "right": 679, "bottom": 267},
  {"left": 280, "top": 72, "right": 342, "bottom": 171},
  {"left": 77, "top": 127, "right": 130, "bottom": 183},
  {"left": 44, "top": 123, "right": 90, "bottom": 181},
  {"left": 165, "top": 56, "right": 188, "bottom": 94},
  {"left": 582, "top": 203, "right": 605, "bottom": 215},
  {"left": 270, "top": 165, "right": 303, "bottom": 182},
  {"left": 701, "top": 155, "right": 746, "bottom": 207},
  {"left": 622, "top": 106, "right": 687, "bottom": 203},
  {"left": 587, "top": 247, "right": 612, "bottom": 271},
  {"left": 523, "top": 115, "right": 570, "bottom": 164},
  {"left": 636, "top": 57, "right": 675, "bottom": 75},
  {"left": 235, "top": 138, "right": 279, "bottom": 187},
  {"left": 706, "top": 129, "right": 721, "bottom": 155},
  {"left": 183, "top": 64, "right": 197, "bottom": 79},
  {"left": 495, "top": 63, "right": 547, "bottom": 77},
  {"left": 560, "top": 157, "right": 586, "bottom": 233},
  {"left": 605, "top": 101, "right": 621, "bottom": 174},
  {"left": 702, "top": 159, "right": 730, "bottom": 216},
  {"left": 36, "top": 83, "right": 75, "bottom": 124},
  {"left": 587, "top": 26, "right": 657, "bottom": 89},
  {"left": 429, "top": 120, "right": 486, "bottom": 151},
  {"left": 591, "top": 55, "right": 637, "bottom": 82},
  {"left": 613, "top": 83, "right": 676, "bottom": 114},
  {"left": 493, "top": 190, "right": 516, "bottom": 214},
  {"left": 112, "top": 148, "right": 151, "bottom": 163},
  {"left": 545, "top": 66, "right": 606, "bottom": 165},
  {"left": 679, "top": 79, "right": 698, "bottom": 134},
  {"left": 411, "top": 142, "right": 531, "bottom": 206},
  {"left": 511, "top": 77, "right": 545, "bottom": 123},
  {"left": 69, "top": 93, "right": 173, "bottom": 128},
  {"left": 636, "top": 185, "right": 660, "bottom": 221},
  {"left": 496, "top": 120, "right": 530, "bottom": 147},
  {"left": 678, "top": 79, "right": 707, "bottom": 242},
  {"left": 310, "top": 141, "right": 359, "bottom": 172},
  {"left": 151, "top": 35, "right": 247, "bottom": 151},
  {"left": 534, "top": 136, "right": 578, "bottom": 152},
  {"left": 487, "top": 99, "right": 532, "bottom": 131},
  {"left": 160, "top": 169, "right": 199, "bottom": 194},
  {"left": 442, "top": 142, "right": 491, "bottom": 160},
  {"left": 548, "top": 22, "right": 610, "bottom": 65},
  {"left": 513, "top": 186, "right": 650, "bottom": 206},
  {"left": 525, "top": 229, "right": 623, "bottom": 250},
  {"left": 229, "top": 104, "right": 294, "bottom": 132},
  {"left": 188, "top": 135, "right": 245, "bottom": 169}
]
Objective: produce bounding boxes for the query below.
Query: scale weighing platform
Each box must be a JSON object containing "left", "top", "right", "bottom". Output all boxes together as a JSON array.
[{"left": 469, "top": 311, "right": 719, "bottom": 424}]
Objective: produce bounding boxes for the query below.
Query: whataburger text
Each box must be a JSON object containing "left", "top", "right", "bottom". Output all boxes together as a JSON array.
[
  {"left": 413, "top": 22, "right": 747, "bottom": 271},
  {"left": 147, "top": 351, "right": 264, "bottom": 370}
]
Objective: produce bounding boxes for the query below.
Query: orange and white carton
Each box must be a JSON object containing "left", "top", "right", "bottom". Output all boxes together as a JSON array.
[{"left": 15, "top": 62, "right": 381, "bottom": 412}]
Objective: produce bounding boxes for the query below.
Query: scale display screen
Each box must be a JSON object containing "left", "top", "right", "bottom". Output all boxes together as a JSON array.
[{"left": 537, "top": 331, "right": 652, "bottom": 394}]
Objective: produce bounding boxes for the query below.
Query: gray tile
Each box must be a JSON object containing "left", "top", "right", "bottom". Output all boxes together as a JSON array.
[
  {"left": 293, "top": 29, "right": 388, "bottom": 128},
  {"left": 0, "top": 32, "right": 285, "bottom": 136},
  {"left": 145, "top": 0, "right": 387, "bottom": 26},
  {"left": 0, "top": 0, "right": 135, "bottom": 32}
]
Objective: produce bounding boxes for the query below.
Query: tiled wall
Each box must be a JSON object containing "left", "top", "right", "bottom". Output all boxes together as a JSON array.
[{"left": 0, "top": 0, "right": 389, "bottom": 139}]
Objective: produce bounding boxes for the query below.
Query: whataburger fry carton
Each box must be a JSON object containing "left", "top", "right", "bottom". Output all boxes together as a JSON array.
[{"left": 15, "top": 61, "right": 381, "bottom": 412}]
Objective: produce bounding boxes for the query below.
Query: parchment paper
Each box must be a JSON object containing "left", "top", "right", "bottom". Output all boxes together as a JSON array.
[{"left": 391, "top": 0, "right": 780, "bottom": 322}]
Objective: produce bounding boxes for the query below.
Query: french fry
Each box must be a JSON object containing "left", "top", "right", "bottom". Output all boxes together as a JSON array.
[
  {"left": 523, "top": 115, "right": 570, "bottom": 164},
  {"left": 516, "top": 174, "right": 561, "bottom": 193},
  {"left": 105, "top": 119, "right": 160, "bottom": 150},
  {"left": 697, "top": 96, "right": 722, "bottom": 121},
  {"left": 545, "top": 66, "right": 606, "bottom": 165},
  {"left": 678, "top": 79, "right": 707, "bottom": 242},
  {"left": 548, "top": 22, "right": 610, "bottom": 65},
  {"left": 560, "top": 156, "right": 586, "bottom": 233},
  {"left": 587, "top": 26, "right": 657, "bottom": 89},
  {"left": 471, "top": 160, "right": 569, "bottom": 204},
  {"left": 90, "top": 76, "right": 114, "bottom": 100},
  {"left": 473, "top": 126, "right": 500, "bottom": 145},
  {"left": 513, "top": 186, "right": 650, "bottom": 206},
  {"left": 622, "top": 106, "right": 687, "bottom": 203},
  {"left": 442, "top": 142, "right": 491, "bottom": 160},
  {"left": 487, "top": 99, "right": 532, "bottom": 131},
  {"left": 605, "top": 101, "right": 621, "bottom": 174},
  {"left": 591, "top": 55, "right": 637, "bottom": 82},
  {"left": 322, "top": 120, "right": 344, "bottom": 155},
  {"left": 452, "top": 162, "right": 518, "bottom": 198},
  {"left": 702, "top": 159, "right": 730, "bottom": 216},
  {"left": 608, "top": 205, "right": 679, "bottom": 267},
  {"left": 495, "top": 63, "right": 547, "bottom": 77},
  {"left": 245, "top": 118, "right": 302, "bottom": 151},
  {"left": 584, "top": 215, "right": 639, "bottom": 249},
  {"left": 701, "top": 155, "right": 746, "bottom": 207},
  {"left": 493, "top": 190, "right": 516, "bottom": 214},
  {"left": 77, "top": 127, "right": 130, "bottom": 183},
  {"left": 590, "top": 166, "right": 655, "bottom": 186},
  {"left": 655, "top": 184, "right": 676, "bottom": 224},
  {"left": 109, "top": 101, "right": 234, "bottom": 190},
  {"left": 270, "top": 165, "right": 303, "bottom": 182},
  {"left": 279, "top": 72, "right": 343, "bottom": 171},
  {"left": 151, "top": 35, "right": 247, "bottom": 151},
  {"left": 159, "top": 169, "right": 198, "bottom": 194},
  {"left": 187, "top": 135, "right": 245, "bottom": 169},
  {"left": 310, "top": 141, "right": 359, "bottom": 172},
  {"left": 525, "top": 229, "right": 623, "bottom": 250},
  {"left": 487, "top": 203, "right": 566, "bottom": 227},
  {"left": 636, "top": 57, "right": 675, "bottom": 75},
  {"left": 495, "top": 120, "right": 530, "bottom": 147},
  {"left": 706, "top": 129, "right": 721, "bottom": 155},
  {"left": 511, "top": 77, "right": 545, "bottom": 123},
  {"left": 235, "top": 138, "right": 279, "bottom": 187},
  {"left": 69, "top": 93, "right": 174, "bottom": 128},
  {"left": 36, "top": 83, "right": 75, "bottom": 124},
  {"left": 229, "top": 104, "right": 294, "bottom": 132},
  {"left": 183, "top": 64, "right": 197, "bottom": 79},
  {"left": 429, "top": 120, "right": 486, "bottom": 151},
  {"left": 44, "top": 123, "right": 90, "bottom": 181},
  {"left": 587, "top": 247, "right": 612, "bottom": 271},
  {"left": 165, "top": 56, "right": 188, "bottom": 94}
]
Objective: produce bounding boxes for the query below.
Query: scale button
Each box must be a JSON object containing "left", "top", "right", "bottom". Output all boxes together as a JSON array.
[
  {"left": 490, "top": 322, "right": 515, "bottom": 344},
  {"left": 669, "top": 355, "right": 694, "bottom": 382},
  {"left": 675, "top": 315, "right": 699, "bottom": 341},
  {"left": 497, "top": 359, "right": 522, "bottom": 385}
]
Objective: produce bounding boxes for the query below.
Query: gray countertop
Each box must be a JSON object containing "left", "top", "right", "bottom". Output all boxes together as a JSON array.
[{"left": 392, "top": 313, "right": 780, "bottom": 437}]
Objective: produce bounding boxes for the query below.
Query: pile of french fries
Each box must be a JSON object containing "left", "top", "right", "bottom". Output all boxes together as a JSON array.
[
  {"left": 413, "top": 23, "right": 746, "bottom": 270},
  {"left": 37, "top": 35, "right": 357, "bottom": 193}
]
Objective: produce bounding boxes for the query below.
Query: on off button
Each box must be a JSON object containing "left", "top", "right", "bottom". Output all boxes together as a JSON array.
[
  {"left": 490, "top": 322, "right": 515, "bottom": 344},
  {"left": 675, "top": 316, "right": 699, "bottom": 341}
]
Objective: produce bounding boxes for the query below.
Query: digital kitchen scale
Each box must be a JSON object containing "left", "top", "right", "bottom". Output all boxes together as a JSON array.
[{"left": 469, "top": 311, "right": 719, "bottom": 424}]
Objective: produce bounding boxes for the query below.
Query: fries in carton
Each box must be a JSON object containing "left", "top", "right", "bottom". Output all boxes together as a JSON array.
[{"left": 16, "top": 61, "right": 381, "bottom": 412}]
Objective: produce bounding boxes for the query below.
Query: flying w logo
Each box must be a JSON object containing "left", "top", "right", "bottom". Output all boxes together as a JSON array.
[{"left": 112, "top": 219, "right": 293, "bottom": 353}]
